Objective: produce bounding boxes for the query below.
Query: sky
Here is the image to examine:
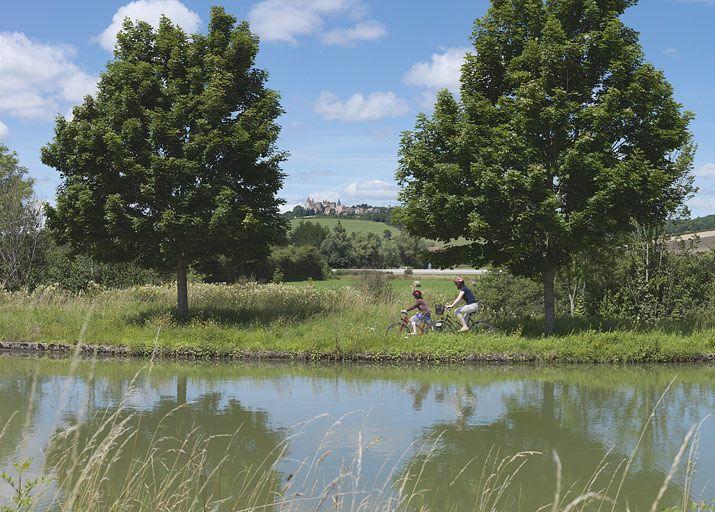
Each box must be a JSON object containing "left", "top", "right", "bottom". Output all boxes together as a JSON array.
[{"left": 0, "top": 0, "right": 713, "bottom": 216}]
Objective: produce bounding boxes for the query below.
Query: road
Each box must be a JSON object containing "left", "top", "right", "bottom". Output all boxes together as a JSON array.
[{"left": 337, "top": 268, "right": 488, "bottom": 276}]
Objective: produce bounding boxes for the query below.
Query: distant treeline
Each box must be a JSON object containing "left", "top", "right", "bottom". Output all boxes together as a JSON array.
[{"left": 666, "top": 214, "right": 715, "bottom": 235}]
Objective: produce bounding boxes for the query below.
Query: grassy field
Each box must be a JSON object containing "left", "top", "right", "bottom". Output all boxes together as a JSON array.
[
  {"left": 1, "top": 280, "right": 713, "bottom": 363},
  {"left": 290, "top": 216, "right": 400, "bottom": 236},
  {"left": 669, "top": 230, "right": 715, "bottom": 252},
  {"left": 286, "top": 275, "right": 461, "bottom": 296}
]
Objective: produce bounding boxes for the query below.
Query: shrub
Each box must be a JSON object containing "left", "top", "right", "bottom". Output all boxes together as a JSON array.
[
  {"left": 588, "top": 233, "right": 715, "bottom": 326},
  {"left": 471, "top": 270, "right": 545, "bottom": 318},
  {"left": 270, "top": 245, "right": 328, "bottom": 281},
  {"left": 358, "top": 271, "right": 395, "bottom": 303},
  {"left": 320, "top": 223, "right": 356, "bottom": 268},
  {"left": 30, "top": 246, "right": 164, "bottom": 292},
  {"left": 289, "top": 221, "right": 329, "bottom": 247}
]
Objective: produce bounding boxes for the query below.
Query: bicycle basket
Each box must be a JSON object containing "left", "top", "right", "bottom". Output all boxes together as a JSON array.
[{"left": 435, "top": 304, "right": 445, "bottom": 315}]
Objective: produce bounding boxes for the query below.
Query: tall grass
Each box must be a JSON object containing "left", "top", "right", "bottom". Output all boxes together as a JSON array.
[
  {"left": 0, "top": 281, "right": 713, "bottom": 362},
  {"left": 0, "top": 356, "right": 712, "bottom": 511}
]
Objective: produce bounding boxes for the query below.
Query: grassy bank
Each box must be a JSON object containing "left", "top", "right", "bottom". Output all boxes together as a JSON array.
[{"left": 1, "top": 280, "right": 713, "bottom": 363}]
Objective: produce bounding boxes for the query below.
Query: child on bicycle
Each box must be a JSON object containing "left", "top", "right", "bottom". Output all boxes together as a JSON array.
[
  {"left": 445, "top": 277, "right": 478, "bottom": 332},
  {"left": 401, "top": 289, "right": 431, "bottom": 335}
]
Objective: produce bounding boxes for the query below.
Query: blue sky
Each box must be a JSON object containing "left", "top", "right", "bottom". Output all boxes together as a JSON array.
[{"left": 0, "top": 0, "right": 713, "bottom": 216}]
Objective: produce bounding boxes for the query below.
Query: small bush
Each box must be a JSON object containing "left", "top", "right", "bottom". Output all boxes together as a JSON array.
[
  {"left": 358, "top": 271, "right": 395, "bottom": 303},
  {"left": 471, "top": 270, "right": 545, "bottom": 318},
  {"left": 30, "top": 249, "right": 164, "bottom": 292}
]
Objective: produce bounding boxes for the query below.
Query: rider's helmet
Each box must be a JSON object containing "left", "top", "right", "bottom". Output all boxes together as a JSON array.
[
  {"left": 412, "top": 289, "right": 423, "bottom": 299},
  {"left": 454, "top": 277, "right": 465, "bottom": 288}
]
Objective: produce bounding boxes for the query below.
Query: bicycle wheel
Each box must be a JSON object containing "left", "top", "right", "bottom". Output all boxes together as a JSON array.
[
  {"left": 434, "top": 318, "right": 459, "bottom": 333},
  {"left": 386, "top": 322, "right": 408, "bottom": 335},
  {"left": 468, "top": 319, "right": 497, "bottom": 333}
]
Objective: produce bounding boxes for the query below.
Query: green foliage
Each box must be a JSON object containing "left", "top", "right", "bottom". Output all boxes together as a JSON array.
[
  {"left": 392, "top": 232, "right": 428, "bottom": 268},
  {"left": 591, "top": 227, "right": 715, "bottom": 325},
  {"left": 271, "top": 268, "right": 284, "bottom": 284},
  {"left": 41, "top": 7, "right": 286, "bottom": 316},
  {"left": 315, "top": 222, "right": 429, "bottom": 269},
  {"left": 30, "top": 243, "right": 163, "bottom": 292},
  {"left": 352, "top": 232, "right": 383, "bottom": 268},
  {"left": 472, "top": 271, "right": 544, "bottom": 318},
  {"left": 666, "top": 214, "right": 715, "bottom": 235},
  {"left": 357, "top": 271, "right": 395, "bottom": 303},
  {"left": 320, "top": 222, "right": 357, "bottom": 268},
  {"left": 0, "top": 144, "right": 43, "bottom": 291},
  {"left": 270, "top": 245, "right": 328, "bottom": 281},
  {"left": 396, "top": 0, "right": 695, "bottom": 332},
  {"left": 289, "top": 220, "right": 329, "bottom": 247},
  {"left": 1, "top": 459, "right": 43, "bottom": 512}
]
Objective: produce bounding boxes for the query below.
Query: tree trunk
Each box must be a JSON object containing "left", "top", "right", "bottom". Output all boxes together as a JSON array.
[
  {"left": 543, "top": 267, "right": 556, "bottom": 335},
  {"left": 177, "top": 259, "right": 189, "bottom": 319}
]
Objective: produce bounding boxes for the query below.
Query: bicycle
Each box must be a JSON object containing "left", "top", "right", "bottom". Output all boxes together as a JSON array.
[
  {"left": 432, "top": 304, "right": 497, "bottom": 334},
  {"left": 385, "top": 313, "right": 433, "bottom": 335}
]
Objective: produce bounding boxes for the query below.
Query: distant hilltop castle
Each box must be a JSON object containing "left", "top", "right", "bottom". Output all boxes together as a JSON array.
[{"left": 304, "top": 197, "right": 379, "bottom": 216}]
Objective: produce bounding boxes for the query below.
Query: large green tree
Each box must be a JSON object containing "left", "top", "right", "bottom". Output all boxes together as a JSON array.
[
  {"left": 42, "top": 7, "right": 286, "bottom": 317},
  {"left": 396, "top": 0, "right": 694, "bottom": 333}
]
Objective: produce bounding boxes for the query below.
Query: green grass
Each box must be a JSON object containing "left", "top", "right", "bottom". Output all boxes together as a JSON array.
[
  {"left": 290, "top": 216, "right": 400, "bottom": 236},
  {"left": 286, "top": 276, "right": 458, "bottom": 295},
  {"left": 1, "top": 281, "right": 713, "bottom": 363}
]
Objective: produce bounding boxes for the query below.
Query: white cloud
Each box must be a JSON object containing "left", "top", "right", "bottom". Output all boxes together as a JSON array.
[
  {"left": 663, "top": 47, "right": 681, "bottom": 58},
  {"left": 343, "top": 179, "right": 399, "bottom": 200},
  {"left": 0, "top": 32, "right": 98, "bottom": 120},
  {"left": 249, "top": 0, "right": 382, "bottom": 45},
  {"left": 688, "top": 163, "right": 715, "bottom": 216},
  {"left": 96, "top": 0, "right": 201, "bottom": 52},
  {"left": 305, "top": 179, "right": 400, "bottom": 205},
  {"left": 315, "top": 91, "right": 409, "bottom": 122},
  {"left": 280, "top": 202, "right": 301, "bottom": 213},
  {"left": 307, "top": 190, "right": 342, "bottom": 203},
  {"left": 688, "top": 193, "right": 715, "bottom": 217},
  {"left": 404, "top": 47, "right": 469, "bottom": 93},
  {"left": 695, "top": 163, "right": 715, "bottom": 178},
  {"left": 322, "top": 20, "right": 387, "bottom": 46},
  {"left": 0, "top": 121, "right": 8, "bottom": 139}
]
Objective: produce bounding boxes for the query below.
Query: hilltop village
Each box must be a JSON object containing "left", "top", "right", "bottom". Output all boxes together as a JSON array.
[{"left": 304, "top": 197, "right": 382, "bottom": 216}]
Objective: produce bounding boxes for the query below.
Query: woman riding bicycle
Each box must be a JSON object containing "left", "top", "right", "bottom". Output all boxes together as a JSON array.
[
  {"left": 401, "top": 289, "right": 431, "bottom": 335},
  {"left": 445, "top": 277, "right": 478, "bottom": 332}
]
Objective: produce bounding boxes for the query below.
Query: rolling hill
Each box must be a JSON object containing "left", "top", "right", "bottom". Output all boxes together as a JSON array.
[
  {"left": 666, "top": 214, "right": 715, "bottom": 236},
  {"left": 290, "top": 217, "right": 400, "bottom": 236}
]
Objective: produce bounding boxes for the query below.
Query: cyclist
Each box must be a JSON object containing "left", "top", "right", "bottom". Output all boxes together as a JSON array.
[
  {"left": 445, "top": 277, "right": 478, "bottom": 332},
  {"left": 401, "top": 289, "right": 431, "bottom": 335}
]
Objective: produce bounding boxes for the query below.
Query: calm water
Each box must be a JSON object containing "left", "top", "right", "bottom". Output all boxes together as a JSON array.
[{"left": 0, "top": 355, "right": 713, "bottom": 511}]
